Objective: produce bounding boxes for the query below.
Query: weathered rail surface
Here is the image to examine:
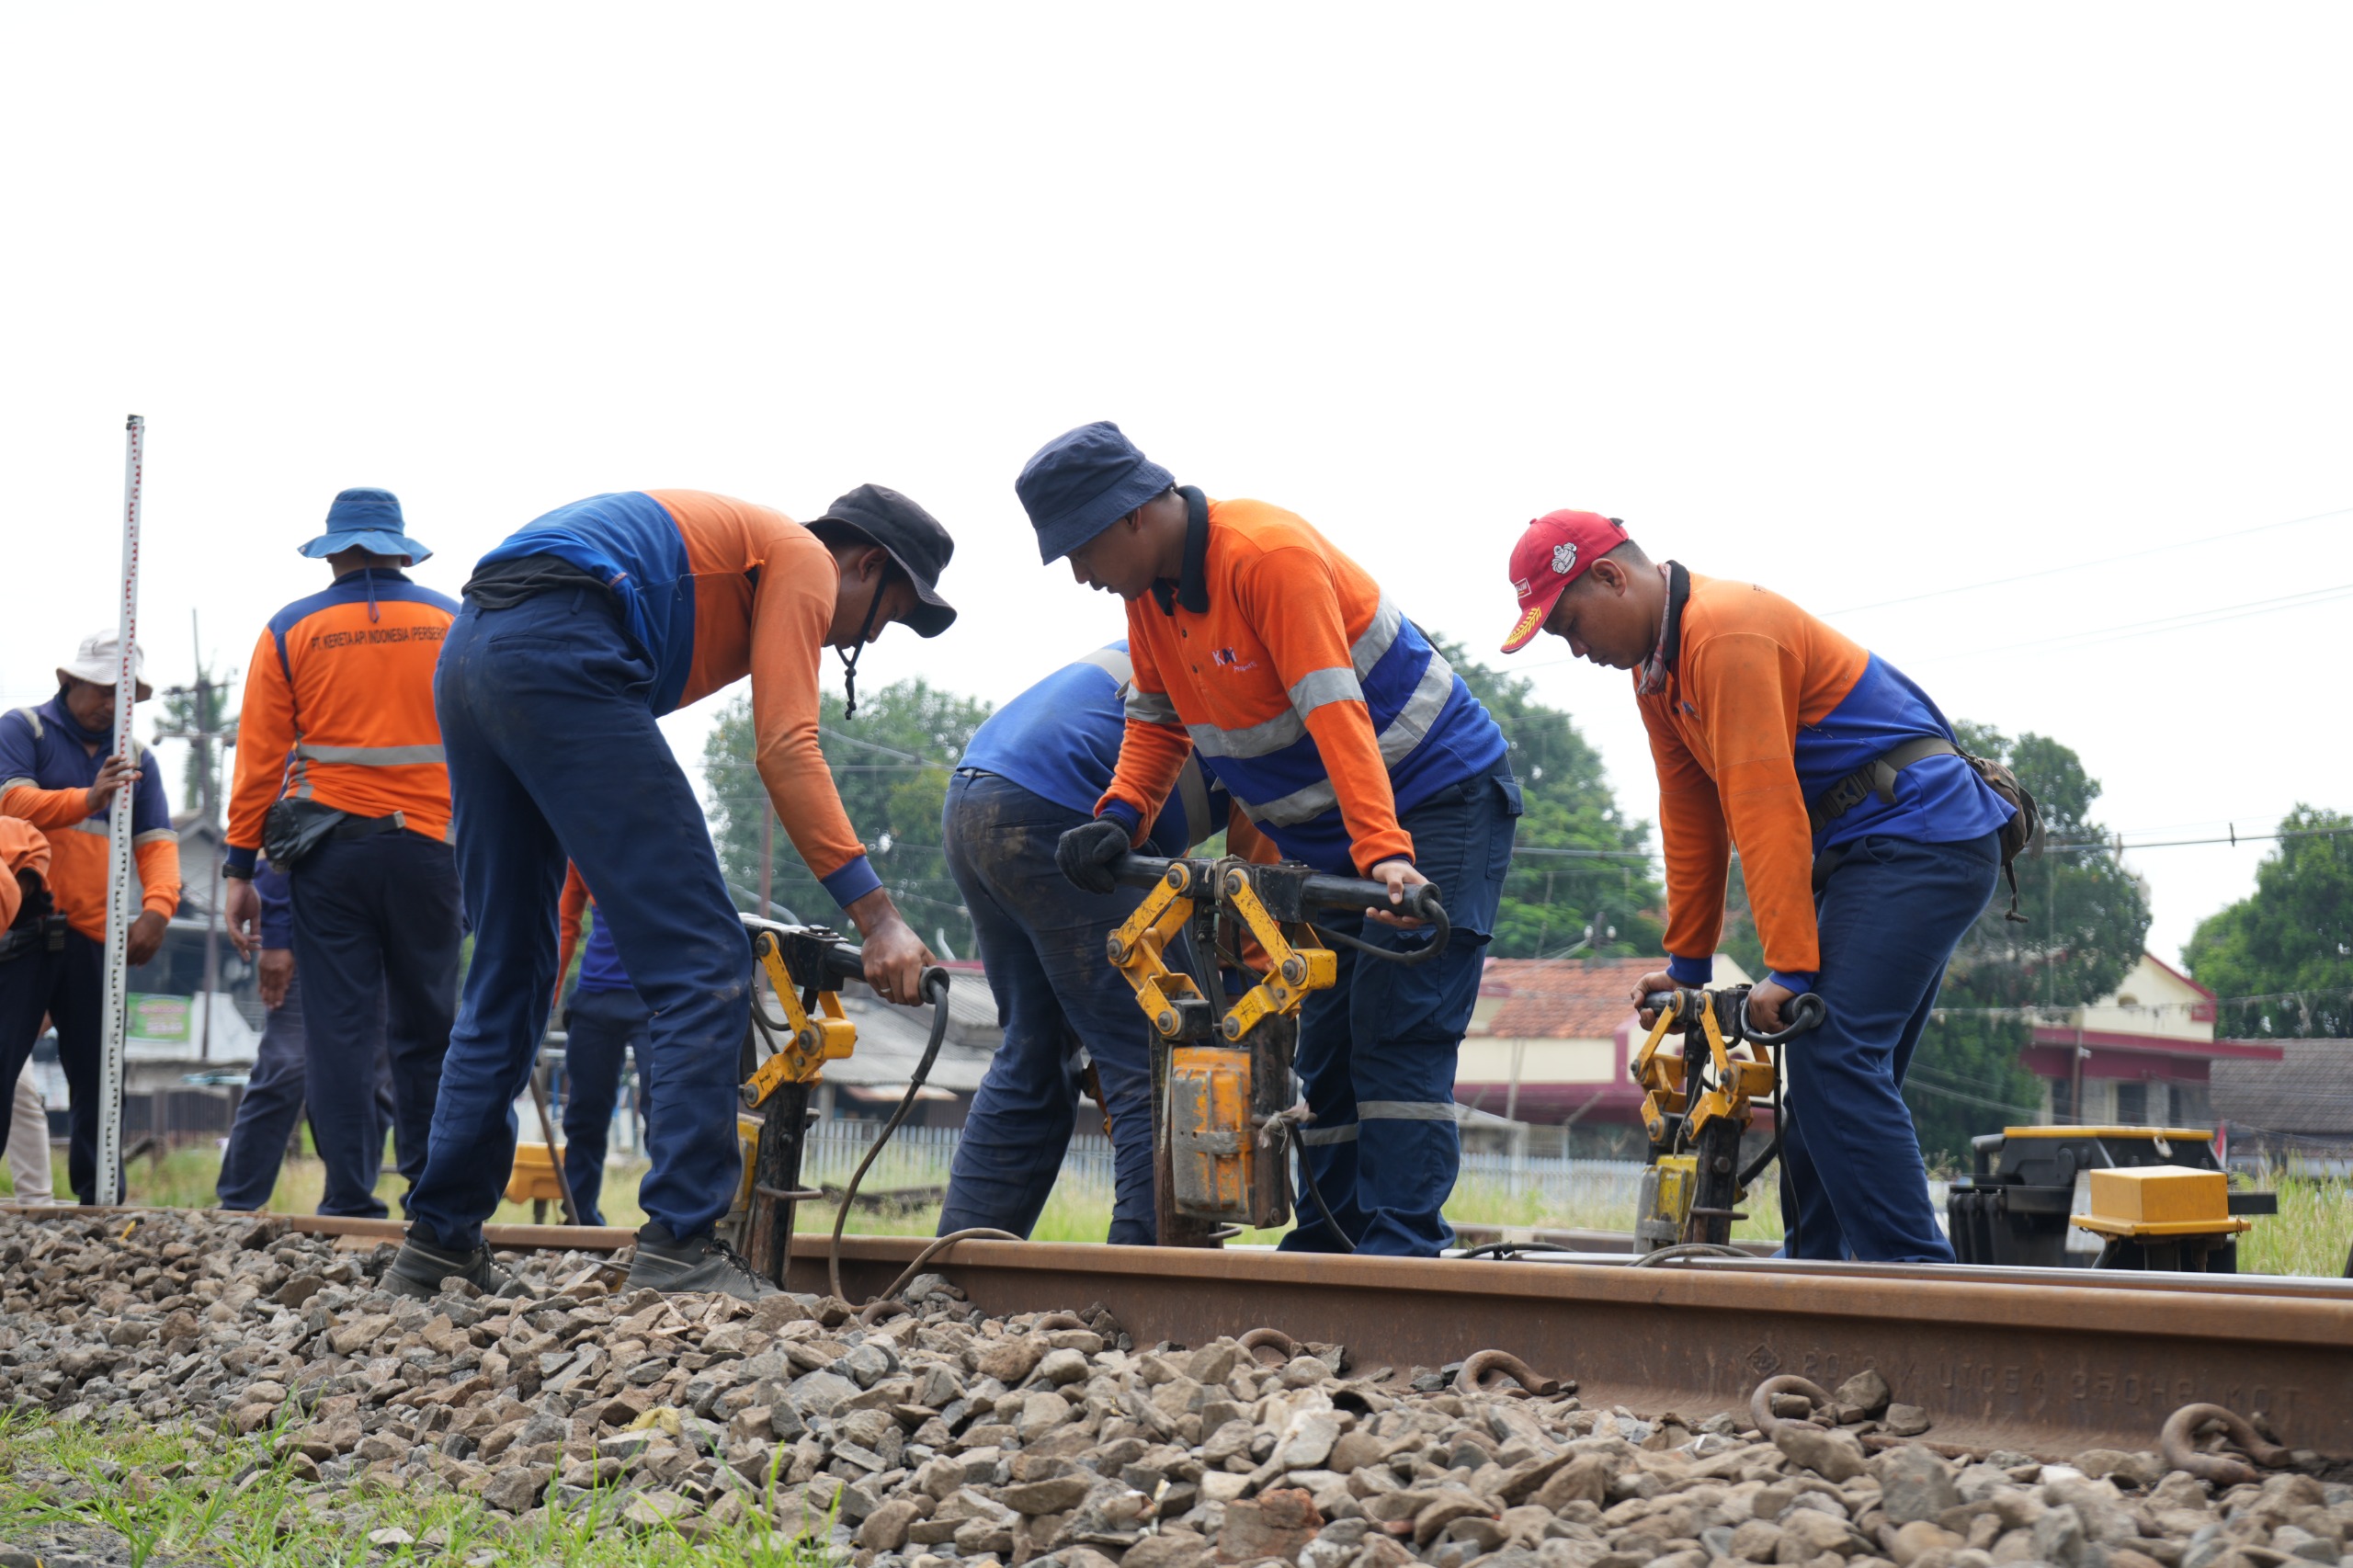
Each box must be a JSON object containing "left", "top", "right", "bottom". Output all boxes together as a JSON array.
[
  {"left": 792, "top": 1237, "right": 2353, "bottom": 1460},
  {"left": 16, "top": 1206, "right": 2347, "bottom": 1462}
]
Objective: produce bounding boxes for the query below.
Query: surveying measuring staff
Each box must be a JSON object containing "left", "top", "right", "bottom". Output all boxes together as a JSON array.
[
  {"left": 385, "top": 485, "right": 958, "bottom": 1302},
  {"left": 1021, "top": 423, "right": 1518, "bottom": 1258},
  {"left": 1499, "top": 510, "right": 2032, "bottom": 1264}
]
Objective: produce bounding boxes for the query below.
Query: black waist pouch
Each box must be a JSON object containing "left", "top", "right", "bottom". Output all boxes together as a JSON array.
[{"left": 262, "top": 799, "right": 347, "bottom": 871}]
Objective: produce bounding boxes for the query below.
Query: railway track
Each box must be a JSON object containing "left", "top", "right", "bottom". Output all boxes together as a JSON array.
[{"left": 49, "top": 1206, "right": 2347, "bottom": 1464}]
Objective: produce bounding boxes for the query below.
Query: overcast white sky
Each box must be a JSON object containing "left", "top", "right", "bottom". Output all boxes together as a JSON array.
[{"left": 5, "top": 6, "right": 2347, "bottom": 969}]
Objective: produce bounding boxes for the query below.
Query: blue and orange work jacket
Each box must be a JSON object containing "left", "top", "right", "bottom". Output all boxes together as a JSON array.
[{"left": 0, "top": 694, "right": 181, "bottom": 942}]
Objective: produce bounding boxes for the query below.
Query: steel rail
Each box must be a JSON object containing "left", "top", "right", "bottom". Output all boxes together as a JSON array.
[{"left": 12, "top": 1208, "right": 2346, "bottom": 1460}]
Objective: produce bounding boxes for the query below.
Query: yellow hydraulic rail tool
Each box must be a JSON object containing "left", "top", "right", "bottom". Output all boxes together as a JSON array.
[
  {"left": 1631, "top": 984, "right": 1824, "bottom": 1252},
  {"left": 733, "top": 915, "right": 953, "bottom": 1290},
  {"left": 1102, "top": 854, "right": 1449, "bottom": 1247}
]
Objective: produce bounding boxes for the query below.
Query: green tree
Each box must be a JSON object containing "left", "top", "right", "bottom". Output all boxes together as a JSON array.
[
  {"left": 2183, "top": 806, "right": 2353, "bottom": 1038},
  {"left": 151, "top": 659, "right": 237, "bottom": 820},
  {"left": 701, "top": 678, "right": 993, "bottom": 957},
  {"left": 1438, "top": 639, "right": 1665, "bottom": 960},
  {"left": 1903, "top": 724, "right": 2153, "bottom": 1158}
]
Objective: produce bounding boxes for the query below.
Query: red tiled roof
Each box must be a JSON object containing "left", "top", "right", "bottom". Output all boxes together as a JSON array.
[{"left": 1477, "top": 956, "right": 1657, "bottom": 1040}]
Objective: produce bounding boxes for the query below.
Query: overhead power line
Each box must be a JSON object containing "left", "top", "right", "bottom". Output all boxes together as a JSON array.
[{"left": 1823, "top": 504, "right": 2353, "bottom": 616}]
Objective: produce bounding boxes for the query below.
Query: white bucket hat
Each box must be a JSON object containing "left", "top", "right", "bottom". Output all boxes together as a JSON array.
[{"left": 59, "top": 630, "right": 151, "bottom": 701}]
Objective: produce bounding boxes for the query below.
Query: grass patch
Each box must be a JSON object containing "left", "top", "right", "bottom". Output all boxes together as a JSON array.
[{"left": 0, "top": 1409, "right": 834, "bottom": 1567}]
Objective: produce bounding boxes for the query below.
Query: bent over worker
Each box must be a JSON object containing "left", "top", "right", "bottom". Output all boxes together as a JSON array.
[
  {"left": 0, "top": 633, "right": 181, "bottom": 1203},
  {"left": 1501, "top": 510, "right": 2017, "bottom": 1263},
  {"left": 386, "top": 485, "right": 956, "bottom": 1301},
  {"left": 937, "top": 642, "right": 1253, "bottom": 1246},
  {"left": 1020, "top": 424, "right": 1518, "bottom": 1257},
  {"left": 223, "top": 490, "right": 461, "bottom": 1221}
]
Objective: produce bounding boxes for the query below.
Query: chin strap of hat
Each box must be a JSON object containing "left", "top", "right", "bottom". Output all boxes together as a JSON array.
[{"left": 834, "top": 566, "right": 893, "bottom": 720}]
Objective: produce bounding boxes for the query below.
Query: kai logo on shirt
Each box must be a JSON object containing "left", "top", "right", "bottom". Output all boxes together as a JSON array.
[{"left": 1211, "top": 647, "right": 1260, "bottom": 674}]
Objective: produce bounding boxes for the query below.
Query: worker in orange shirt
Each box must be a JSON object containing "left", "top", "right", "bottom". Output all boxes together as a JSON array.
[
  {"left": 222, "top": 489, "right": 461, "bottom": 1221},
  {"left": 0, "top": 816, "right": 59, "bottom": 1204},
  {"left": 1020, "top": 424, "right": 1519, "bottom": 1257},
  {"left": 385, "top": 484, "right": 955, "bottom": 1301},
  {"left": 0, "top": 634, "right": 181, "bottom": 1203},
  {"left": 1499, "top": 511, "right": 2018, "bottom": 1262}
]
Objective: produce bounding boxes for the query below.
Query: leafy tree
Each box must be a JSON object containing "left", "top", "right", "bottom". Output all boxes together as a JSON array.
[
  {"left": 701, "top": 678, "right": 993, "bottom": 957},
  {"left": 1438, "top": 639, "right": 1664, "bottom": 960},
  {"left": 1904, "top": 724, "right": 2152, "bottom": 1157},
  {"left": 151, "top": 658, "right": 237, "bottom": 821},
  {"left": 2184, "top": 806, "right": 2353, "bottom": 1038}
]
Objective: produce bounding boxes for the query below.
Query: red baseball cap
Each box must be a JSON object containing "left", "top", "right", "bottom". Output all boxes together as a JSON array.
[{"left": 1501, "top": 510, "right": 1630, "bottom": 653}]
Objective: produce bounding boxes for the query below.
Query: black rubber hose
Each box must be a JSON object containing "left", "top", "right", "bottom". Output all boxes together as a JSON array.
[
  {"left": 1289, "top": 1122, "right": 1358, "bottom": 1253},
  {"left": 829, "top": 967, "right": 951, "bottom": 1302}
]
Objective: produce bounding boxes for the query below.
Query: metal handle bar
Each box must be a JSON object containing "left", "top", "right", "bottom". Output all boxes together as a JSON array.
[
  {"left": 1113, "top": 854, "right": 1451, "bottom": 949},
  {"left": 1640, "top": 986, "right": 1827, "bottom": 1043}
]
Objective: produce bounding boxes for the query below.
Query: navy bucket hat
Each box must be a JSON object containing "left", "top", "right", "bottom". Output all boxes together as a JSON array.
[
  {"left": 1016, "top": 421, "right": 1176, "bottom": 564},
  {"left": 299, "top": 487, "right": 433, "bottom": 562}
]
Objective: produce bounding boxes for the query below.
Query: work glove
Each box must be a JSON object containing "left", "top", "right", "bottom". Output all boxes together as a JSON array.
[{"left": 1056, "top": 819, "right": 1132, "bottom": 895}]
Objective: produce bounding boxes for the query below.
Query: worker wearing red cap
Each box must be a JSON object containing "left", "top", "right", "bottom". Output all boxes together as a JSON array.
[{"left": 1501, "top": 511, "right": 2017, "bottom": 1263}]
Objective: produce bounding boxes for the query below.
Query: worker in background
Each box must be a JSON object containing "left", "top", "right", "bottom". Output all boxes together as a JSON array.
[
  {"left": 0, "top": 634, "right": 181, "bottom": 1203},
  {"left": 213, "top": 857, "right": 399, "bottom": 1211},
  {"left": 386, "top": 485, "right": 956, "bottom": 1301},
  {"left": 1021, "top": 424, "right": 1519, "bottom": 1258},
  {"left": 1500, "top": 510, "right": 2017, "bottom": 1263},
  {"left": 938, "top": 642, "right": 1257, "bottom": 1246},
  {"left": 552, "top": 866, "right": 650, "bottom": 1227},
  {"left": 1, "top": 817, "right": 58, "bottom": 1203},
  {"left": 222, "top": 489, "right": 462, "bottom": 1221}
]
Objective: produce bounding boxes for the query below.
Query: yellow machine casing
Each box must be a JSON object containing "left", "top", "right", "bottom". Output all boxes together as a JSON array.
[
  {"left": 505, "top": 1141, "right": 567, "bottom": 1207},
  {"left": 2073, "top": 1165, "right": 2250, "bottom": 1238},
  {"left": 1168, "top": 1045, "right": 1279, "bottom": 1228}
]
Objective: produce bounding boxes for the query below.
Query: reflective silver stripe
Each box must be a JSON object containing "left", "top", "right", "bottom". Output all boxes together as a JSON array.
[
  {"left": 1350, "top": 594, "right": 1405, "bottom": 676},
  {"left": 1288, "top": 666, "right": 1364, "bottom": 717},
  {"left": 1188, "top": 710, "right": 1303, "bottom": 760},
  {"left": 1297, "top": 1122, "right": 1358, "bottom": 1146},
  {"left": 0, "top": 777, "right": 35, "bottom": 794},
  {"left": 295, "top": 743, "right": 447, "bottom": 767},
  {"left": 1125, "top": 687, "right": 1180, "bottom": 726},
  {"left": 1175, "top": 756, "right": 1215, "bottom": 850},
  {"left": 1245, "top": 778, "right": 1337, "bottom": 827},
  {"left": 70, "top": 819, "right": 110, "bottom": 836},
  {"left": 1373, "top": 647, "right": 1458, "bottom": 767},
  {"left": 10, "top": 708, "right": 41, "bottom": 742},
  {"left": 1357, "top": 1099, "right": 1465, "bottom": 1122},
  {"left": 1078, "top": 646, "right": 1134, "bottom": 687},
  {"left": 131, "top": 828, "right": 177, "bottom": 846}
]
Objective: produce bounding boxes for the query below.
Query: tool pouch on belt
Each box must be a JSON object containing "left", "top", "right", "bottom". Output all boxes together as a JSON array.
[
  {"left": 1807, "top": 737, "right": 2041, "bottom": 920},
  {"left": 0, "top": 885, "right": 67, "bottom": 965},
  {"left": 262, "top": 798, "right": 348, "bottom": 871}
]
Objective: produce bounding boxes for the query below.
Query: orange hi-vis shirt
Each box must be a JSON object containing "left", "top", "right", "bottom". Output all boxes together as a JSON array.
[
  {"left": 223, "top": 569, "right": 459, "bottom": 876},
  {"left": 472, "top": 490, "right": 876, "bottom": 905},
  {"left": 0, "top": 817, "right": 52, "bottom": 928},
  {"left": 1637, "top": 572, "right": 1873, "bottom": 982},
  {"left": 1099, "top": 495, "right": 1506, "bottom": 878},
  {"left": 0, "top": 696, "right": 181, "bottom": 941}
]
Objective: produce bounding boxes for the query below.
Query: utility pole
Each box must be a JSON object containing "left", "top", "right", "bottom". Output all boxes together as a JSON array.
[{"left": 155, "top": 612, "right": 235, "bottom": 1062}]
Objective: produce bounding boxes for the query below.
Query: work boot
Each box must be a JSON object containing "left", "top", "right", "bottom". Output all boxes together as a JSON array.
[
  {"left": 624, "top": 1221, "right": 779, "bottom": 1300},
  {"left": 383, "top": 1233, "right": 517, "bottom": 1301}
]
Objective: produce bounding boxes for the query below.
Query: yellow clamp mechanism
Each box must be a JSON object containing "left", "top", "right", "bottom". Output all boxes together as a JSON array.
[
  {"left": 1631, "top": 987, "right": 1777, "bottom": 1149},
  {"left": 1105, "top": 858, "right": 1343, "bottom": 1040},
  {"left": 741, "top": 927, "right": 857, "bottom": 1108}
]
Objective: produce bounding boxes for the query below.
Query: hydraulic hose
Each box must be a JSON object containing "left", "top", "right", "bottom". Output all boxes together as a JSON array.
[{"left": 828, "top": 966, "right": 952, "bottom": 1302}]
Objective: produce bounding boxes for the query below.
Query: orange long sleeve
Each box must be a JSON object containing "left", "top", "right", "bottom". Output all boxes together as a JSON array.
[
  {"left": 1643, "top": 708, "right": 1733, "bottom": 964},
  {"left": 0, "top": 784, "right": 87, "bottom": 833},
  {"left": 744, "top": 535, "right": 871, "bottom": 895},
  {"left": 134, "top": 836, "right": 181, "bottom": 921},
  {"left": 226, "top": 625, "right": 298, "bottom": 856},
  {"left": 556, "top": 864, "right": 589, "bottom": 1002}
]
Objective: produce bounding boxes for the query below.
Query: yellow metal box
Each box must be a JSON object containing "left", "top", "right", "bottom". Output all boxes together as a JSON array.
[
  {"left": 1169, "top": 1046, "right": 1266, "bottom": 1225},
  {"left": 2073, "top": 1165, "right": 2247, "bottom": 1238}
]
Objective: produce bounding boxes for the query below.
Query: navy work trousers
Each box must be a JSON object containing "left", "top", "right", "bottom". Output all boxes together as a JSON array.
[
  {"left": 560, "top": 984, "right": 651, "bottom": 1227},
  {"left": 1779, "top": 831, "right": 1999, "bottom": 1264},
  {"left": 289, "top": 831, "right": 460, "bottom": 1218},
  {"left": 937, "top": 771, "right": 1165, "bottom": 1245},
  {"left": 408, "top": 589, "right": 755, "bottom": 1251},
  {"left": 214, "top": 971, "right": 398, "bottom": 1211},
  {"left": 0, "top": 928, "right": 116, "bottom": 1204},
  {"left": 1281, "top": 766, "right": 1520, "bottom": 1257}
]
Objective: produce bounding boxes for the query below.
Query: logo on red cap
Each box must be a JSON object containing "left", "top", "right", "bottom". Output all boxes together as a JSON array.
[{"left": 1501, "top": 509, "right": 1628, "bottom": 653}]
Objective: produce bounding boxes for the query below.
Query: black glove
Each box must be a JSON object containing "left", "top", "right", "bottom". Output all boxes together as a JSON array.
[{"left": 1056, "top": 819, "right": 1132, "bottom": 895}]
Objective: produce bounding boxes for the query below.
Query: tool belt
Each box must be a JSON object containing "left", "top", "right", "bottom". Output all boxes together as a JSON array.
[
  {"left": 1806, "top": 736, "right": 2042, "bottom": 921},
  {"left": 262, "top": 799, "right": 408, "bottom": 870},
  {"left": 0, "top": 890, "right": 68, "bottom": 966}
]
